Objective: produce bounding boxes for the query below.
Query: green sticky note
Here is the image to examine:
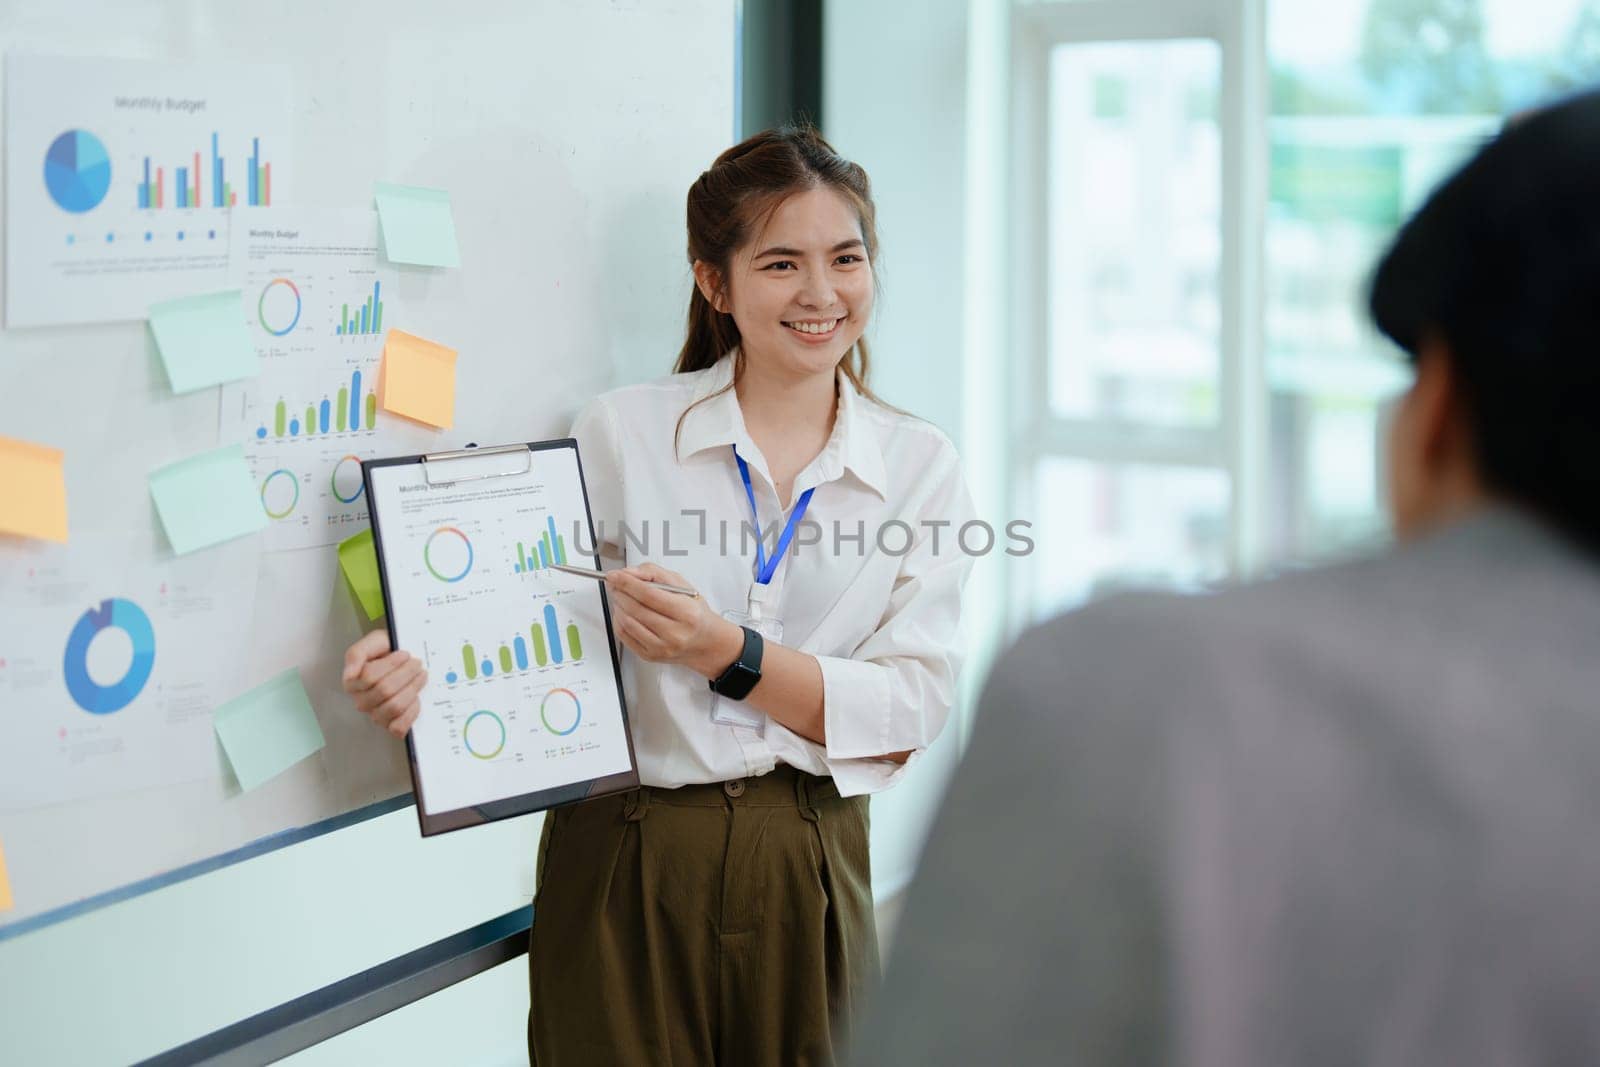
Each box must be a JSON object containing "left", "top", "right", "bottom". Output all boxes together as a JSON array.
[
  {"left": 147, "top": 290, "right": 258, "bottom": 394},
  {"left": 149, "top": 444, "right": 266, "bottom": 555},
  {"left": 214, "top": 668, "right": 326, "bottom": 792},
  {"left": 374, "top": 182, "right": 461, "bottom": 267},
  {"left": 339, "top": 528, "right": 386, "bottom": 620}
]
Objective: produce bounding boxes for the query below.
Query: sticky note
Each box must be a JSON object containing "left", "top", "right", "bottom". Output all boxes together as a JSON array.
[
  {"left": 339, "top": 528, "right": 386, "bottom": 620},
  {"left": 374, "top": 182, "right": 461, "bottom": 267},
  {"left": 149, "top": 444, "right": 267, "bottom": 555},
  {"left": 0, "top": 836, "right": 13, "bottom": 911},
  {"left": 0, "top": 435, "right": 68, "bottom": 542},
  {"left": 147, "top": 290, "right": 257, "bottom": 394},
  {"left": 378, "top": 329, "right": 457, "bottom": 428},
  {"left": 213, "top": 668, "right": 327, "bottom": 792}
]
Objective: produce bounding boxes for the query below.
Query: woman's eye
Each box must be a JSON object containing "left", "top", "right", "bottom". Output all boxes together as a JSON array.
[
  {"left": 762, "top": 260, "right": 796, "bottom": 271},
  {"left": 835, "top": 255, "right": 863, "bottom": 266}
]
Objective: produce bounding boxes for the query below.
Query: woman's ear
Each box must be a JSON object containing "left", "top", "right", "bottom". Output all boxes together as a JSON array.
[{"left": 692, "top": 260, "right": 731, "bottom": 314}]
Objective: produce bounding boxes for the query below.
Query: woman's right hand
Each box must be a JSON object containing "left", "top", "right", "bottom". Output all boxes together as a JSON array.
[{"left": 342, "top": 629, "right": 428, "bottom": 738}]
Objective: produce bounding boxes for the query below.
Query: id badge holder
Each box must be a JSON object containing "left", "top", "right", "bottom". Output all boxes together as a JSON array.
[{"left": 710, "top": 589, "right": 781, "bottom": 732}]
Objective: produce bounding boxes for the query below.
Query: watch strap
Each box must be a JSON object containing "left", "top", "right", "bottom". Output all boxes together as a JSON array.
[{"left": 708, "top": 625, "right": 763, "bottom": 700}]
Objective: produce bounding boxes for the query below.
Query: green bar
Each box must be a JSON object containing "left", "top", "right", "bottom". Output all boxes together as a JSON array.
[
  {"left": 366, "top": 392, "right": 377, "bottom": 426},
  {"left": 556, "top": 535, "right": 566, "bottom": 565},
  {"left": 224, "top": 180, "right": 231, "bottom": 205},
  {"left": 305, "top": 406, "right": 316, "bottom": 435},
  {"left": 517, "top": 542, "right": 527, "bottom": 570},
  {"left": 336, "top": 388, "right": 348, "bottom": 431},
  {"left": 274, "top": 400, "right": 285, "bottom": 437},
  {"left": 498, "top": 645, "right": 513, "bottom": 673},
  {"left": 341, "top": 303, "right": 349, "bottom": 333},
  {"left": 531, "top": 625, "right": 548, "bottom": 667},
  {"left": 373, "top": 296, "right": 383, "bottom": 334},
  {"left": 541, "top": 533, "right": 552, "bottom": 567},
  {"left": 566, "top": 624, "right": 582, "bottom": 661},
  {"left": 463, "top": 644, "right": 477, "bottom": 680}
]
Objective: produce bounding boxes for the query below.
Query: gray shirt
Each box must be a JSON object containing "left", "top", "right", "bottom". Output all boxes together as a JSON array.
[{"left": 853, "top": 509, "right": 1600, "bottom": 1066}]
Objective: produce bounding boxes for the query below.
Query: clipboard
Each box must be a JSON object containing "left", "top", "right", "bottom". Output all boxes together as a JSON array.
[{"left": 362, "top": 440, "right": 639, "bottom": 836}]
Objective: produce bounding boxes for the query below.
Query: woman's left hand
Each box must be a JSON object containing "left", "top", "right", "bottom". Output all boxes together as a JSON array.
[{"left": 605, "top": 563, "right": 744, "bottom": 679}]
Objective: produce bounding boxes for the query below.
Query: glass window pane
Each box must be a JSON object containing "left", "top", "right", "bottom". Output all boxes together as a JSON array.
[
  {"left": 1031, "top": 458, "right": 1231, "bottom": 620},
  {"left": 1266, "top": 0, "right": 1600, "bottom": 562},
  {"left": 1047, "top": 39, "right": 1222, "bottom": 427}
]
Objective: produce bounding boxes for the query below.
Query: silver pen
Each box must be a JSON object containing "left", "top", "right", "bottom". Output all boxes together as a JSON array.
[{"left": 549, "top": 562, "right": 700, "bottom": 598}]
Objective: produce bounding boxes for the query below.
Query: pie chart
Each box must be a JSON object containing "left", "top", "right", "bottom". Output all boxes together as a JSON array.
[{"left": 44, "top": 129, "right": 112, "bottom": 214}]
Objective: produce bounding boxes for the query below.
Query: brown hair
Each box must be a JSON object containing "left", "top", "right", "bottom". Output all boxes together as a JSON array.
[{"left": 673, "top": 124, "right": 892, "bottom": 452}]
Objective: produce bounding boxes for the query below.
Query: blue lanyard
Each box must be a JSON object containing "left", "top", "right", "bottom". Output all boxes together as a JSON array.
[{"left": 735, "top": 448, "right": 815, "bottom": 585}]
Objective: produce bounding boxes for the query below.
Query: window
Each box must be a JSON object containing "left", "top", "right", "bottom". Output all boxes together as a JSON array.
[{"left": 1013, "top": 0, "right": 1600, "bottom": 627}]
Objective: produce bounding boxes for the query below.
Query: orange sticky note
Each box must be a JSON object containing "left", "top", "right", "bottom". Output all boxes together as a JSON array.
[
  {"left": 377, "top": 329, "right": 457, "bottom": 429},
  {"left": 0, "top": 836, "right": 14, "bottom": 911},
  {"left": 0, "top": 435, "right": 68, "bottom": 543}
]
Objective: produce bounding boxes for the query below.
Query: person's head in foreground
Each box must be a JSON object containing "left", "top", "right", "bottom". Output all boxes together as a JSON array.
[
  {"left": 1375, "top": 90, "right": 1600, "bottom": 552},
  {"left": 854, "top": 88, "right": 1600, "bottom": 1067}
]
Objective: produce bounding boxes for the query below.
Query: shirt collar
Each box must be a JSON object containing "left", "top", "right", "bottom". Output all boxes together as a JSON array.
[{"left": 675, "top": 351, "right": 888, "bottom": 501}]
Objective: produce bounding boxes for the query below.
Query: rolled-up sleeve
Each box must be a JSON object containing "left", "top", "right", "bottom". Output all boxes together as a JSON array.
[{"left": 815, "top": 445, "right": 975, "bottom": 794}]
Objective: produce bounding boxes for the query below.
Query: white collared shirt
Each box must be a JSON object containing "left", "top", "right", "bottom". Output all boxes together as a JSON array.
[{"left": 569, "top": 354, "right": 975, "bottom": 797}]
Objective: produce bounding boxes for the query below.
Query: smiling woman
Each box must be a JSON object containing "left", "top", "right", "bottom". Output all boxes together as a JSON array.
[{"left": 341, "top": 125, "right": 977, "bottom": 1066}]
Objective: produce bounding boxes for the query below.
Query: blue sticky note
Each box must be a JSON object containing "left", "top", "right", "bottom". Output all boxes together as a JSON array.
[
  {"left": 149, "top": 444, "right": 266, "bottom": 555},
  {"left": 213, "top": 668, "right": 326, "bottom": 792},
  {"left": 374, "top": 182, "right": 461, "bottom": 267},
  {"left": 147, "top": 290, "right": 257, "bottom": 394}
]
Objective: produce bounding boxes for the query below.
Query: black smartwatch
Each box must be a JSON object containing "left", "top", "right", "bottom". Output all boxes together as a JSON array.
[{"left": 708, "top": 625, "right": 764, "bottom": 700}]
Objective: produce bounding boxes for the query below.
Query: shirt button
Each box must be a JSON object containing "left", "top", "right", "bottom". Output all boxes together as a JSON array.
[{"left": 723, "top": 779, "right": 745, "bottom": 798}]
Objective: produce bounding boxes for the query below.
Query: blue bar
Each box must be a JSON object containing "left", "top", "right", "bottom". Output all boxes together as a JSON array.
[
  {"left": 319, "top": 399, "right": 330, "bottom": 433},
  {"left": 545, "top": 605, "right": 563, "bottom": 664},
  {"left": 547, "top": 516, "right": 560, "bottom": 563},
  {"left": 360, "top": 303, "right": 368, "bottom": 333},
  {"left": 177, "top": 167, "right": 187, "bottom": 208},
  {"left": 336, "top": 325, "right": 343, "bottom": 336},
  {"left": 538, "top": 542, "right": 549, "bottom": 569},
  {"left": 248, "top": 138, "right": 258, "bottom": 204},
  {"left": 514, "top": 636, "right": 529, "bottom": 670},
  {"left": 289, "top": 418, "right": 300, "bottom": 435},
  {"left": 142, "top": 158, "right": 150, "bottom": 209},
  {"left": 481, "top": 658, "right": 494, "bottom": 677},
  {"left": 212, "top": 133, "right": 221, "bottom": 208},
  {"left": 350, "top": 370, "right": 362, "bottom": 430}
]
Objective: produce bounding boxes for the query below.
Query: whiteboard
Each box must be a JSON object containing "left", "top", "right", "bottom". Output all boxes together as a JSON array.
[{"left": 0, "top": 0, "right": 734, "bottom": 939}]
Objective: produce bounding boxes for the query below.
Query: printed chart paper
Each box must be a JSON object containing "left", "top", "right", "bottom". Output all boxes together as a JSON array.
[
  {"left": 3, "top": 53, "right": 292, "bottom": 327},
  {"left": 366, "top": 447, "right": 633, "bottom": 817},
  {"left": 220, "top": 209, "right": 435, "bottom": 550},
  {"left": 0, "top": 536, "right": 261, "bottom": 810}
]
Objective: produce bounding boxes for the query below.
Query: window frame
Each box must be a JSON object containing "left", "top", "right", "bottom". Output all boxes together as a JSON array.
[{"left": 1007, "top": 0, "right": 1269, "bottom": 631}]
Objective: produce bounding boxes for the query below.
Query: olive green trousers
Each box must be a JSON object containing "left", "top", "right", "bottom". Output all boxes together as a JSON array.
[{"left": 527, "top": 765, "right": 877, "bottom": 1066}]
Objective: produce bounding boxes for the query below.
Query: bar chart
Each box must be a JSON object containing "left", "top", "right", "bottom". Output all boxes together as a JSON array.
[
  {"left": 136, "top": 132, "right": 275, "bottom": 210},
  {"left": 513, "top": 516, "right": 572, "bottom": 573},
  {"left": 442, "top": 603, "right": 585, "bottom": 684},
  {"left": 336, "top": 280, "right": 383, "bottom": 336},
  {"left": 254, "top": 368, "right": 379, "bottom": 439}
]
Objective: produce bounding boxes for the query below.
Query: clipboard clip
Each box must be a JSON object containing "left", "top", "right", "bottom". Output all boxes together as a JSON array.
[{"left": 422, "top": 443, "right": 533, "bottom": 486}]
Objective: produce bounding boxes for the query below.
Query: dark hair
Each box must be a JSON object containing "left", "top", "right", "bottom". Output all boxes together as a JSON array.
[
  {"left": 1369, "top": 88, "right": 1600, "bottom": 551},
  {"left": 673, "top": 125, "right": 891, "bottom": 451}
]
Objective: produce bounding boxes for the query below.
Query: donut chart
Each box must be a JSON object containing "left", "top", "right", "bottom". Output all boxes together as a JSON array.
[
  {"left": 63, "top": 598, "right": 156, "bottom": 715},
  {"left": 257, "top": 277, "right": 301, "bottom": 336},
  {"left": 463, "top": 710, "right": 506, "bottom": 759},
  {"left": 260, "top": 468, "right": 300, "bottom": 519},
  {"left": 423, "top": 526, "right": 474, "bottom": 583},
  {"left": 540, "top": 687, "right": 582, "bottom": 736},
  {"left": 331, "top": 455, "right": 365, "bottom": 504}
]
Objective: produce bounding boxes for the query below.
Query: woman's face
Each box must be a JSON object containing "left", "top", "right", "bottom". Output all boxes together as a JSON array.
[{"left": 711, "top": 185, "right": 874, "bottom": 379}]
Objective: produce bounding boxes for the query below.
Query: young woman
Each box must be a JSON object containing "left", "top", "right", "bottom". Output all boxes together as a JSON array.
[{"left": 341, "top": 126, "right": 974, "bottom": 1065}]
